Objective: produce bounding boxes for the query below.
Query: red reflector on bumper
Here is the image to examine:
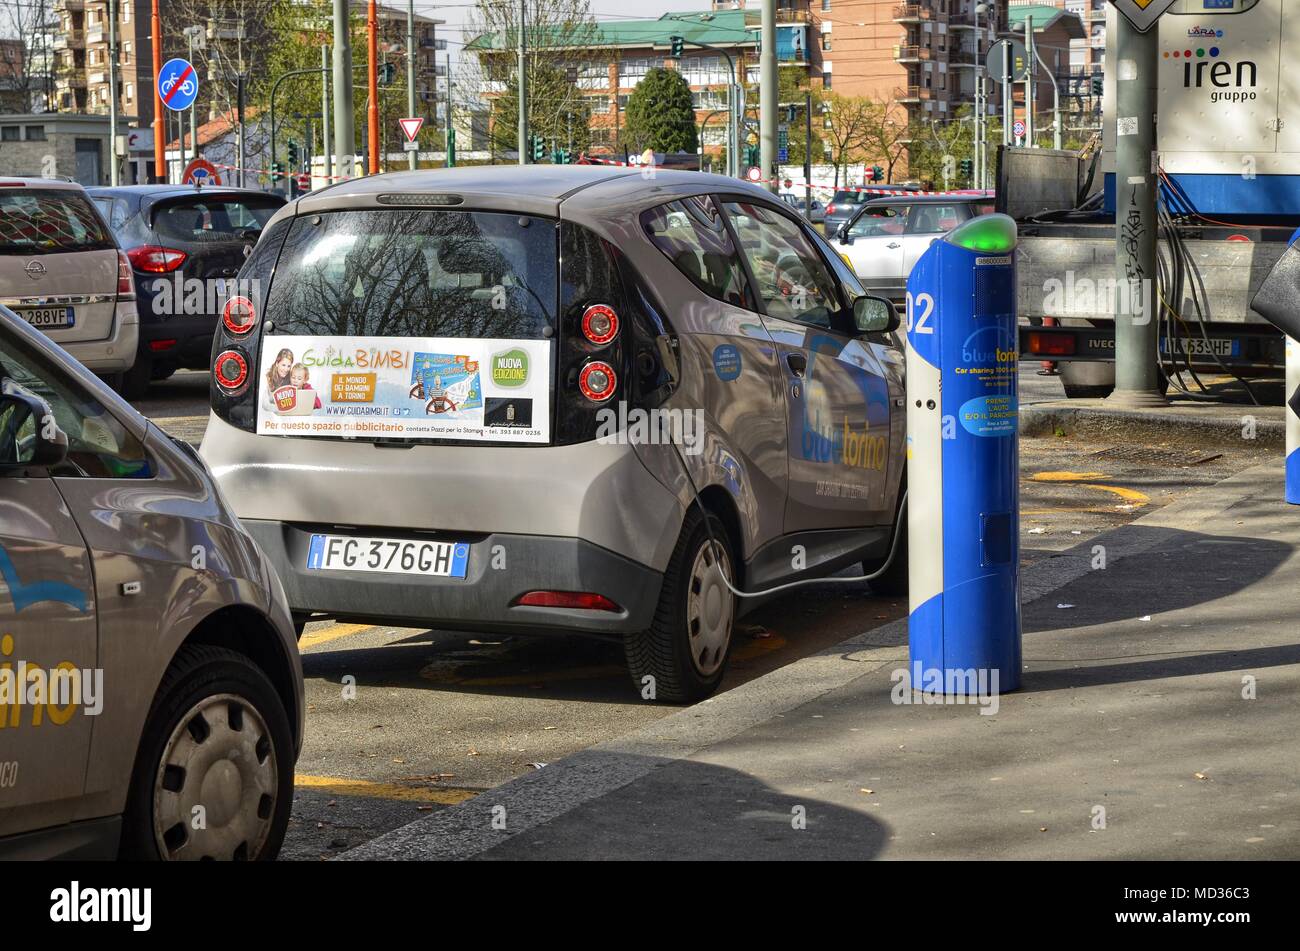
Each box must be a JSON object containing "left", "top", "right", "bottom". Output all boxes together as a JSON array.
[
  {"left": 149, "top": 338, "right": 178, "bottom": 351},
  {"left": 514, "top": 591, "right": 621, "bottom": 612},
  {"left": 1026, "top": 332, "right": 1076, "bottom": 357}
]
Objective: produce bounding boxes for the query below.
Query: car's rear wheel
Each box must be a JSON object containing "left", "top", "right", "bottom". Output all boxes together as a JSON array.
[
  {"left": 120, "top": 644, "right": 294, "bottom": 861},
  {"left": 624, "top": 508, "right": 735, "bottom": 704},
  {"left": 116, "top": 356, "right": 154, "bottom": 401}
]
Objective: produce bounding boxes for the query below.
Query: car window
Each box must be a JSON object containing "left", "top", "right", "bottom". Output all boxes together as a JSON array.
[
  {"left": 907, "top": 204, "right": 964, "bottom": 235},
  {"left": 722, "top": 200, "right": 844, "bottom": 329},
  {"left": 153, "top": 197, "right": 281, "bottom": 242},
  {"left": 641, "top": 196, "right": 753, "bottom": 310},
  {"left": 975, "top": 202, "right": 995, "bottom": 216},
  {"left": 92, "top": 195, "right": 130, "bottom": 232},
  {"left": 0, "top": 189, "right": 115, "bottom": 255},
  {"left": 848, "top": 205, "right": 908, "bottom": 238},
  {"left": 0, "top": 328, "right": 152, "bottom": 478},
  {"left": 264, "top": 209, "right": 557, "bottom": 339}
]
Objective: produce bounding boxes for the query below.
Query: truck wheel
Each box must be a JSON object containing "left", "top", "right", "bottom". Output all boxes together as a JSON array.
[
  {"left": 624, "top": 508, "right": 735, "bottom": 704},
  {"left": 120, "top": 645, "right": 294, "bottom": 861}
]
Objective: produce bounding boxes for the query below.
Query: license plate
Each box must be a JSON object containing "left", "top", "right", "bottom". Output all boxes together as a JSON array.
[
  {"left": 306, "top": 534, "right": 469, "bottom": 578},
  {"left": 20, "top": 306, "right": 74, "bottom": 329},
  {"left": 1159, "top": 337, "right": 1240, "bottom": 358}
]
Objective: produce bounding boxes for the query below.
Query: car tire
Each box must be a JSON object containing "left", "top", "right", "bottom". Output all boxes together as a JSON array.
[
  {"left": 120, "top": 644, "right": 294, "bottom": 861},
  {"left": 624, "top": 507, "right": 735, "bottom": 704}
]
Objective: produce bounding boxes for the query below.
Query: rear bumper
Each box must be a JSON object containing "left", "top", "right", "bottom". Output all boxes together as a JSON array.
[
  {"left": 62, "top": 302, "right": 138, "bottom": 373},
  {"left": 137, "top": 312, "right": 215, "bottom": 370},
  {"left": 242, "top": 518, "right": 663, "bottom": 635}
]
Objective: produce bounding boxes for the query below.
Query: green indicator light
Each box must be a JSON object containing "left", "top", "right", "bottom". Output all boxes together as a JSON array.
[{"left": 944, "top": 213, "right": 1018, "bottom": 253}]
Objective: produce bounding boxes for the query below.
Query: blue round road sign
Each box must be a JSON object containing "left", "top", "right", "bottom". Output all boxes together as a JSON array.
[{"left": 158, "top": 58, "right": 198, "bottom": 112}]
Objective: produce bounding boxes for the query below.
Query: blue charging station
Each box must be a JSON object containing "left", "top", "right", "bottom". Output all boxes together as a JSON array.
[{"left": 905, "top": 214, "right": 1022, "bottom": 694}]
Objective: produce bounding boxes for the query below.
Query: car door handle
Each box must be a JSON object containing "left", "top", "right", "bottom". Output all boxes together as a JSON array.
[
  {"left": 785, "top": 352, "right": 807, "bottom": 378},
  {"left": 887, "top": 242, "right": 901, "bottom": 249}
]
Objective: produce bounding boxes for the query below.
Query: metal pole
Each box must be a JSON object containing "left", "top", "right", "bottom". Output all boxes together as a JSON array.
[
  {"left": 236, "top": 73, "right": 246, "bottom": 187},
  {"left": 974, "top": 3, "right": 983, "bottom": 189},
  {"left": 333, "top": 0, "right": 355, "bottom": 177},
  {"left": 186, "top": 30, "right": 195, "bottom": 169},
  {"left": 1033, "top": 43, "right": 1062, "bottom": 151},
  {"left": 759, "top": 0, "right": 776, "bottom": 192},
  {"left": 367, "top": 0, "right": 379, "bottom": 174},
  {"left": 1024, "top": 14, "right": 1034, "bottom": 147},
  {"left": 108, "top": 0, "right": 119, "bottom": 185},
  {"left": 407, "top": 0, "right": 417, "bottom": 170},
  {"left": 322, "top": 46, "right": 332, "bottom": 183},
  {"left": 517, "top": 0, "right": 528, "bottom": 165},
  {"left": 151, "top": 0, "right": 164, "bottom": 182},
  {"left": 1002, "top": 42, "right": 1011, "bottom": 147},
  {"left": 1108, "top": 13, "right": 1164, "bottom": 407},
  {"left": 804, "top": 90, "right": 812, "bottom": 214},
  {"left": 446, "top": 51, "right": 456, "bottom": 167}
]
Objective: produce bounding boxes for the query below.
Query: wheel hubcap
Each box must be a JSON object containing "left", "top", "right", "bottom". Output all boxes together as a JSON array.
[
  {"left": 686, "top": 537, "right": 734, "bottom": 678},
  {"left": 152, "top": 693, "right": 278, "bottom": 861}
]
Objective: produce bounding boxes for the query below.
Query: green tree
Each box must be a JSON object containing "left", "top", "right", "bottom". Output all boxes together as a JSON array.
[
  {"left": 624, "top": 66, "right": 698, "bottom": 154},
  {"left": 489, "top": 61, "right": 592, "bottom": 155}
]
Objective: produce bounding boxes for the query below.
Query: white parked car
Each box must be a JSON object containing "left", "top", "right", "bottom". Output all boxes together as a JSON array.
[
  {"left": 830, "top": 194, "right": 995, "bottom": 300},
  {"left": 0, "top": 177, "right": 138, "bottom": 381}
]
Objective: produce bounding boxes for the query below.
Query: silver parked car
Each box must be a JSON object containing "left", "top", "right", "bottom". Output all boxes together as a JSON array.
[
  {"left": 0, "top": 177, "right": 139, "bottom": 382},
  {"left": 0, "top": 303, "right": 303, "bottom": 860},
  {"left": 201, "top": 166, "right": 907, "bottom": 702}
]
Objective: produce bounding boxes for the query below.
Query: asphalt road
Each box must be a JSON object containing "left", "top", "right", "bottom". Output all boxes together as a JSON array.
[{"left": 136, "top": 367, "right": 1274, "bottom": 859}]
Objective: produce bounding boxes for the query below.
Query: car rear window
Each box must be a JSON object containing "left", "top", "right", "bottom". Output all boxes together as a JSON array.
[
  {"left": 263, "top": 209, "right": 557, "bottom": 339},
  {"left": 831, "top": 190, "right": 866, "bottom": 206},
  {"left": 0, "top": 188, "right": 114, "bottom": 255},
  {"left": 152, "top": 197, "right": 281, "bottom": 243}
]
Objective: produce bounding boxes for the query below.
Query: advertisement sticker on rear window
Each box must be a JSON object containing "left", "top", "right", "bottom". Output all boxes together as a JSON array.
[{"left": 256, "top": 335, "right": 551, "bottom": 443}]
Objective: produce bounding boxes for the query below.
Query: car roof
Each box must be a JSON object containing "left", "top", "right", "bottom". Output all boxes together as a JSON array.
[
  {"left": 276, "top": 165, "right": 779, "bottom": 228},
  {"left": 87, "top": 184, "right": 280, "bottom": 201},
  {"left": 0, "top": 177, "right": 88, "bottom": 192}
]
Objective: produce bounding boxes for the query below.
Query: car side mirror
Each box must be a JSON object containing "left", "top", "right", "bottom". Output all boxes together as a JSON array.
[
  {"left": 853, "top": 295, "right": 900, "bottom": 335},
  {"left": 838, "top": 227, "right": 853, "bottom": 246},
  {"left": 0, "top": 391, "right": 68, "bottom": 471}
]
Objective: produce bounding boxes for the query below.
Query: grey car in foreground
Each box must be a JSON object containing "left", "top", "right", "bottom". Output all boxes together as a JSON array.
[
  {"left": 0, "top": 303, "right": 303, "bottom": 860},
  {"left": 201, "top": 166, "right": 907, "bottom": 702}
]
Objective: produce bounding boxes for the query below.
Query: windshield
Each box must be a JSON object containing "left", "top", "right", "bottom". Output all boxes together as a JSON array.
[
  {"left": 0, "top": 189, "right": 115, "bottom": 255},
  {"left": 263, "top": 209, "right": 557, "bottom": 339}
]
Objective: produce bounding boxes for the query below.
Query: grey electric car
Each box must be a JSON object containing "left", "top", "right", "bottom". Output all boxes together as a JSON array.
[
  {"left": 0, "top": 303, "right": 303, "bottom": 860},
  {"left": 201, "top": 166, "right": 906, "bottom": 702}
]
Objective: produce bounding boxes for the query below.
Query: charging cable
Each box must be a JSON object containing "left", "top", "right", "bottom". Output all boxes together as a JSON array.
[{"left": 668, "top": 439, "right": 908, "bottom": 600}]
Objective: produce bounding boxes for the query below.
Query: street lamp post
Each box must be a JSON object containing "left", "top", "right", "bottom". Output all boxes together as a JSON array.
[{"left": 669, "top": 35, "right": 739, "bottom": 178}]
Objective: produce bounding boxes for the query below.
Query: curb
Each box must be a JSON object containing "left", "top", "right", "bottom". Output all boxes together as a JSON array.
[
  {"left": 1019, "top": 402, "right": 1284, "bottom": 449},
  {"left": 338, "top": 463, "right": 1283, "bottom": 861}
]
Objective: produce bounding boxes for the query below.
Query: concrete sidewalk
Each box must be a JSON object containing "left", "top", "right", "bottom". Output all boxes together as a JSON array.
[{"left": 343, "top": 464, "right": 1300, "bottom": 861}]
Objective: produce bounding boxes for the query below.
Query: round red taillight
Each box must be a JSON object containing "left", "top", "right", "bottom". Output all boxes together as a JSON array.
[
  {"left": 581, "top": 304, "right": 619, "bottom": 345},
  {"left": 578, "top": 361, "right": 617, "bottom": 402},
  {"left": 222, "top": 295, "right": 256, "bottom": 334},
  {"left": 214, "top": 350, "right": 248, "bottom": 390}
]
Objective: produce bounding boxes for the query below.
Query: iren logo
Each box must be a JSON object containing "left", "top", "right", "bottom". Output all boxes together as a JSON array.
[{"left": 1166, "top": 45, "right": 1257, "bottom": 103}]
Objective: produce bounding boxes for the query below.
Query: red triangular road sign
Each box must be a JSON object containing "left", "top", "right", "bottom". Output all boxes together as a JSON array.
[{"left": 399, "top": 117, "right": 424, "bottom": 143}]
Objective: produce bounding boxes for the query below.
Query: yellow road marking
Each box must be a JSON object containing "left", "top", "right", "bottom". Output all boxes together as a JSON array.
[
  {"left": 299, "top": 622, "right": 374, "bottom": 650},
  {"left": 1025, "top": 471, "right": 1150, "bottom": 513},
  {"left": 295, "top": 774, "right": 478, "bottom": 804}
]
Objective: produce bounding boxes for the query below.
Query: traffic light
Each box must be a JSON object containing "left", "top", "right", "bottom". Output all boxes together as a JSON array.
[
  {"left": 271, "top": 161, "right": 285, "bottom": 182},
  {"left": 551, "top": 148, "right": 571, "bottom": 165},
  {"left": 1091, "top": 74, "right": 1103, "bottom": 96},
  {"left": 531, "top": 135, "right": 545, "bottom": 162},
  {"left": 670, "top": 35, "right": 684, "bottom": 58},
  {"left": 959, "top": 158, "right": 974, "bottom": 179},
  {"left": 286, "top": 140, "right": 299, "bottom": 170},
  {"left": 743, "top": 144, "right": 759, "bottom": 169},
  {"left": 445, "top": 126, "right": 456, "bottom": 167},
  {"left": 870, "top": 165, "right": 884, "bottom": 182},
  {"left": 379, "top": 62, "right": 396, "bottom": 85}
]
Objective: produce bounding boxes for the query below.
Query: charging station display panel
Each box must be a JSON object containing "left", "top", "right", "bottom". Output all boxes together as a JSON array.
[{"left": 906, "top": 214, "right": 1022, "bottom": 694}]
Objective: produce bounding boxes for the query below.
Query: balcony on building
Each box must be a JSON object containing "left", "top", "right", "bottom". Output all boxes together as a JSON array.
[
  {"left": 52, "top": 30, "right": 84, "bottom": 50},
  {"left": 775, "top": 3, "right": 813, "bottom": 25},
  {"left": 53, "top": 0, "right": 85, "bottom": 10},
  {"left": 894, "top": 45, "right": 932, "bottom": 64},
  {"left": 85, "top": 27, "right": 104, "bottom": 45},
  {"left": 894, "top": 4, "right": 948, "bottom": 25},
  {"left": 895, "top": 84, "right": 932, "bottom": 103}
]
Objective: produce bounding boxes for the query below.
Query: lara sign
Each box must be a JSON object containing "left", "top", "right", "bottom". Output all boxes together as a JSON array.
[
  {"left": 491, "top": 348, "right": 529, "bottom": 387},
  {"left": 1110, "top": 0, "right": 1179, "bottom": 33}
]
